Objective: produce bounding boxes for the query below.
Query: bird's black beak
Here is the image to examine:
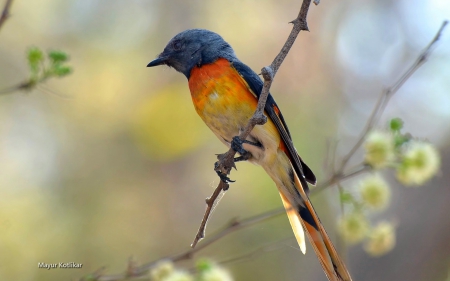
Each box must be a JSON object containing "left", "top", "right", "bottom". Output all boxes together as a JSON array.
[{"left": 147, "top": 56, "right": 167, "bottom": 67}]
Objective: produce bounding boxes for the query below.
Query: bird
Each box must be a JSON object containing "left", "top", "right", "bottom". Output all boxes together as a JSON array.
[{"left": 147, "top": 29, "right": 352, "bottom": 281}]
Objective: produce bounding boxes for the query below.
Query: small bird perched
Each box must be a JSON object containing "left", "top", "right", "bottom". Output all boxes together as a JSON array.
[{"left": 147, "top": 29, "right": 352, "bottom": 281}]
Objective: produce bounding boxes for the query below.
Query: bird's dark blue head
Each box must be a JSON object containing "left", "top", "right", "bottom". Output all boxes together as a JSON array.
[{"left": 147, "top": 29, "right": 237, "bottom": 78}]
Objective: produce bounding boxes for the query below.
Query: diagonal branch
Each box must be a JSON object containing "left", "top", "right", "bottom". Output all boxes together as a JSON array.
[
  {"left": 0, "top": 0, "right": 14, "bottom": 32},
  {"left": 191, "top": 0, "right": 313, "bottom": 249},
  {"left": 337, "top": 20, "right": 448, "bottom": 174}
]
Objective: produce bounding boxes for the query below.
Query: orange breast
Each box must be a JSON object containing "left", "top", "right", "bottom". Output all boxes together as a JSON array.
[
  {"left": 187, "top": 58, "right": 282, "bottom": 158},
  {"left": 188, "top": 58, "right": 260, "bottom": 138},
  {"left": 188, "top": 58, "right": 258, "bottom": 114}
]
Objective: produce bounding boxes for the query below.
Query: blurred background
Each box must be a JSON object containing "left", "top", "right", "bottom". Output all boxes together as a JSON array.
[{"left": 0, "top": 0, "right": 449, "bottom": 280}]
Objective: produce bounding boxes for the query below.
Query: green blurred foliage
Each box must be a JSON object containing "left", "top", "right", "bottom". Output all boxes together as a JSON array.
[{"left": 26, "top": 47, "right": 72, "bottom": 86}]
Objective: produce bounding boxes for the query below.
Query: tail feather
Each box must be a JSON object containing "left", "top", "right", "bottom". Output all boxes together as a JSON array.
[
  {"left": 293, "top": 170, "right": 352, "bottom": 281},
  {"left": 277, "top": 165, "right": 352, "bottom": 281},
  {"left": 279, "top": 191, "right": 341, "bottom": 281},
  {"left": 280, "top": 192, "right": 306, "bottom": 254}
]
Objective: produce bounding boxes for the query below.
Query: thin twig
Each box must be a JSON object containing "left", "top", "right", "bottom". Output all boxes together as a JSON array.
[
  {"left": 191, "top": 181, "right": 228, "bottom": 248},
  {"left": 337, "top": 20, "right": 448, "bottom": 174},
  {"left": 85, "top": 209, "right": 285, "bottom": 281},
  {"left": 312, "top": 164, "right": 370, "bottom": 195},
  {"left": 192, "top": 0, "right": 313, "bottom": 249},
  {"left": 0, "top": 0, "right": 13, "bottom": 31},
  {"left": 0, "top": 81, "right": 34, "bottom": 95},
  {"left": 213, "top": 237, "right": 294, "bottom": 267}
]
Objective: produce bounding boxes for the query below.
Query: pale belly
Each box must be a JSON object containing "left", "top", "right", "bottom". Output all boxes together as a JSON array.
[
  {"left": 196, "top": 92, "right": 297, "bottom": 197},
  {"left": 195, "top": 91, "right": 281, "bottom": 166}
]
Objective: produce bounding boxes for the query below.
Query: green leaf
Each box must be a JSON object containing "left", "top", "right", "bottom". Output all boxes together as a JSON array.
[
  {"left": 27, "top": 47, "right": 44, "bottom": 75},
  {"left": 390, "top": 118, "right": 404, "bottom": 132},
  {"left": 48, "top": 50, "right": 69, "bottom": 63},
  {"left": 27, "top": 47, "right": 44, "bottom": 64},
  {"left": 53, "top": 65, "right": 72, "bottom": 77}
]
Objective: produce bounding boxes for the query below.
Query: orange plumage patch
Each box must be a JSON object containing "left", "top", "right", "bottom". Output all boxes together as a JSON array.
[
  {"left": 273, "top": 104, "right": 280, "bottom": 115},
  {"left": 188, "top": 58, "right": 258, "bottom": 116},
  {"left": 279, "top": 138, "right": 289, "bottom": 155}
]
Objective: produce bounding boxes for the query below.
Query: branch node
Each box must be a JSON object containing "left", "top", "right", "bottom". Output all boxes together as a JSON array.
[
  {"left": 299, "top": 18, "right": 309, "bottom": 32},
  {"left": 261, "top": 66, "right": 274, "bottom": 82},
  {"left": 228, "top": 217, "right": 240, "bottom": 227},
  {"left": 251, "top": 111, "right": 268, "bottom": 126}
]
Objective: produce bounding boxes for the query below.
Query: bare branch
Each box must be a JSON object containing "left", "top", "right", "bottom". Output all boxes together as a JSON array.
[
  {"left": 215, "top": 237, "right": 294, "bottom": 266},
  {"left": 0, "top": 0, "right": 14, "bottom": 32},
  {"left": 85, "top": 209, "right": 285, "bottom": 281},
  {"left": 0, "top": 81, "right": 34, "bottom": 95},
  {"left": 337, "top": 20, "right": 448, "bottom": 174},
  {"left": 193, "top": 0, "right": 313, "bottom": 250},
  {"left": 190, "top": 181, "right": 228, "bottom": 248},
  {"left": 312, "top": 164, "right": 370, "bottom": 195}
]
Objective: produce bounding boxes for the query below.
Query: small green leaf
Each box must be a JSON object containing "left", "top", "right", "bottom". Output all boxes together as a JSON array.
[
  {"left": 27, "top": 47, "right": 44, "bottom": 75},
  {"left": 27, "top": 47, "right": 44, "bottom": 64},
  {"left": 48, "top": 50, "right": 69, "bottom": 63},
  {"left": 53, "top": 65, "right": 72, "bottom": 77},
  {"left": 390, "top": 118, "right": 404, "bottom": 132}
]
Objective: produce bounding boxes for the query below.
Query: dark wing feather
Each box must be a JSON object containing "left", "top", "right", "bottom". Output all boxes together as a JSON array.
[{"left": 231, "top": 60, "right": 316, "bottom": 187}]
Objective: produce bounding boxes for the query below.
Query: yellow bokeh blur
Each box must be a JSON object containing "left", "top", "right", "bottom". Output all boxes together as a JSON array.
[{"left": 131, "top": 84, "right": 212, "bottom": 161}]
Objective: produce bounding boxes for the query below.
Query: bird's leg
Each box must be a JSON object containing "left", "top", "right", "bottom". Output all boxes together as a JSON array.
[
  {"left": 233, "top": 154, "right": 250, "bottom": 163},
  {"left": 231, "top": 136, "right": 262, "bottom": 155}
]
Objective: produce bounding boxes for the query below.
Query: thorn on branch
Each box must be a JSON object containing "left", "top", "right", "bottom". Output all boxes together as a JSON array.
[
  {"left": 299, "top": 18, "right": 309, "bottom": 32},
  {"left": 290, "top": 18, "right": 309, "bottom": 31}
]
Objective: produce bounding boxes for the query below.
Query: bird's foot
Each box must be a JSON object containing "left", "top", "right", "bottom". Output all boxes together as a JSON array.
[
  {"left": 214, "top": 160, "right": 235, "bottom": 184},
  {"left": 231, "top": 136, "right": 261, "bottom": 155},
  {"left": 215, "top": 170, "right": 235, "bottom": 184},
  {"left": 213, "top": 150, "right": 252, "bottom": 184}
]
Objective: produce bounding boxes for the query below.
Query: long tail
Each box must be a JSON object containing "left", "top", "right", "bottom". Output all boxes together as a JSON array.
[{"left": 278, "top": 166, "right": 352, "bottom": 281}]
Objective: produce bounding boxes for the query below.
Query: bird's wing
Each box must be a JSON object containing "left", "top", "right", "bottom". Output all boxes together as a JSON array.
[{"left": 231, "top": 60, "right": 316, "bottom": 187}]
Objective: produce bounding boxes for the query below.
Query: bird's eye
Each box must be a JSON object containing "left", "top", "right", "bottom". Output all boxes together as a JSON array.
[{"left": 172, "top": 40, "right": 182, "bottom": 51}]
